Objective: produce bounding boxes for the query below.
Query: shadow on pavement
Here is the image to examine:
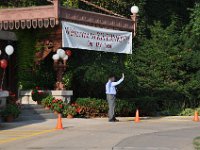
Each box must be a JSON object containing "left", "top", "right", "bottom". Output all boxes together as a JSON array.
[
  {"left": 0, "top": 104, "right": 57, "bottom": 130},
  {"left": 0, "top": 119, "right": 47, "bottom": 130}
]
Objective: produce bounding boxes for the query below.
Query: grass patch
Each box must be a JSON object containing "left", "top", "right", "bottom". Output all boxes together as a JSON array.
[{"left": 194, "top": 137, "right": 200, "bottom": 150}]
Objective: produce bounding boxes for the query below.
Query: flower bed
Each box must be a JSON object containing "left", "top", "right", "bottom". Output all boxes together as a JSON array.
[
  {"left": 75, "top": 98, "right": 136, "bottom": 118},
  {"left": 40, "top": 96, "right": 136, "bottom": 118}
]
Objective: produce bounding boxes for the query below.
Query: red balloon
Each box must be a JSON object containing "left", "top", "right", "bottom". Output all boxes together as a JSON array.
[
  {"left": 0, "top": 59, "right": 8, "bottom": 69},
  {"left": 65, "top": 50, "right": 72, "bottom": 57}
]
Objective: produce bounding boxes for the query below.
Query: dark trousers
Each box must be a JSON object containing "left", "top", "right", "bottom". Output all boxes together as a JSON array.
[{"left": 106, "top": 94, "right": 116, "bottom": 120}]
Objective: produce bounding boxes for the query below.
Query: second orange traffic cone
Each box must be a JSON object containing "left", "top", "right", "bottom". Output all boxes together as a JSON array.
[
  {"left": 193, "top": 111, "right": 199, "bottom": 122},
  {"left": 135, "top": 109, "right": 140, "bottom": 123},
  {"left": 56, "top": 114, "right": 64, "bottom": 129}
]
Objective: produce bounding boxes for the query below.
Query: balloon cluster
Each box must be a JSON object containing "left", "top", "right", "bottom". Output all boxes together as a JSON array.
[
  {"left": 0, "top": 45, "right": 14, "bottom": 69},
  {"left": 52, "top": 49, "right": 72, "bottom": 62}
]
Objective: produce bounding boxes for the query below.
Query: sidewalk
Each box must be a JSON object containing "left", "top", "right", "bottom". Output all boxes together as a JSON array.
[{"left": 0, "top": 116, "right": 198, "bottom": 150}]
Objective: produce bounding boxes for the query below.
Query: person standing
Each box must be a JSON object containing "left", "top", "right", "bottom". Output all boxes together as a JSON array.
[{"left": 105, "top": 73, "right": 124, "bottom": 122}]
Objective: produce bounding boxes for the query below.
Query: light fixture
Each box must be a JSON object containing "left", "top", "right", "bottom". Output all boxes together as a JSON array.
[
  {"left": 131, "top": 5, "right": 139, "bottom": 14},
  {"left": 130, "top": 5, "right": 139, "bottom": 37}
]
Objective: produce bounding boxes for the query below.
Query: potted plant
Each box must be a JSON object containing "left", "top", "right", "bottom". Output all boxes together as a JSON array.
[
  {"left": 41, "top": 95, "right": 54, "bottom": 110},
  {"left": 31, "top": 87, "right": 49, "bottom": 104},
  {"left": 1, "top": 104, "right": 21, "bottom": 122},
  {"left": 51, "top": 98, "right": 64, "bottom": 114},
  {"left": 63, "top": 105, "right": 77, "bottom": 119}
]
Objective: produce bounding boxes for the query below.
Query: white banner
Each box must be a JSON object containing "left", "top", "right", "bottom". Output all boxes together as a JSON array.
[{"left": 62, "top": 21, "right": 132, "bottom": 54}]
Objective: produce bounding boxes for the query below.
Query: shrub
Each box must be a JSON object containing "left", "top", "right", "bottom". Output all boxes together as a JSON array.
[
  {"left": 160, "top": 107, "right": 181, "bottom": 116},
  {"left": 75, "top": 98, "right": 136, "bottom": 117},
  {"left": 51, "top": 98, "right": 64, "bottom": 113},
  {"left": 179, "top": 108, "right": 195, "bottom": 116},
  {"left": 196, "top": 108, "right": 200, "bottom": 115},
  {"left": 31, "top": 87, "right": 49, "bottom": 102},
  {"left": 1, "top": 104, "right": 21, "bottom": 119},
  {"left": 115, "top": 99, "right": 136, "bottom": 117},
  {"left": 41, "top": 95, "right": 54, "bottom": 107},
  {"left": 62, "top": 104, "right": 69, "bottom": 117},
  {"left": 134, "top": 96, "right": 160, "bottom": 116},
  {"left": 62, "top": 105, "right": 77, "bottom": 117},
  {"left": 76, "top": 98, "right": 108, "bottom": 117}
]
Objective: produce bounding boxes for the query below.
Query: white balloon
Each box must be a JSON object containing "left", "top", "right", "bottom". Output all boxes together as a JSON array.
[
  {"left": 131, "top": 5, "right": 139, "bottom": 14},
  {"left": 56, "top": 49, "right": 63, "bottom": 55},
  {"left": 63, "top": 55, "right": 69, "bottom": 60},
  {"left": 52, "top": 54, "right": 59, "bottom": 60},
  {"left": 58, "top": 50, "right": 66, "bottom": 59},
  {"left": 5, "top": 45, "right": 14, "bottom": 56}
]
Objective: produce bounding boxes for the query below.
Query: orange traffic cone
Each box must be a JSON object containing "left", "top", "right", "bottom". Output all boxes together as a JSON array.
[
  {"left": 193, "top": 111, "right": 199, "bottom": 122},
  {"left": 56, "top": 114, "right": 64, "bottom": 129},
  {"left": 135, "top": 109, "right": 140, "bottom": 123}
]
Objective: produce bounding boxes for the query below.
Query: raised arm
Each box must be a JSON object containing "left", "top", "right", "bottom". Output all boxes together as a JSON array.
[{"left": 111, "top": 73, "right": 124, "bottom": 86}]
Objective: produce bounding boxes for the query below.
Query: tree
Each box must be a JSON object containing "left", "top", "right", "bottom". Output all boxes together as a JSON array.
[{"left": 179, "top": 3, "right": 200, "bottom": 108}]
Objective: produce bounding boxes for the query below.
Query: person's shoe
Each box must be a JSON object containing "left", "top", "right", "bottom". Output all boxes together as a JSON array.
[
  {"left": 113, "top": 118, "right": 119, "bottom": 122},
  {"left": 109, "top": 118, "right": 119, "bottom": 122},
  {"left": 109, "top": 119, "right": 115, "bottom": 122}
]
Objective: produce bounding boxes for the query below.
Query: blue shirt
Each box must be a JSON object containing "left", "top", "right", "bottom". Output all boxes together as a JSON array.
[{"left": 105, "top": 77, "right": 124, "bottom": 95}]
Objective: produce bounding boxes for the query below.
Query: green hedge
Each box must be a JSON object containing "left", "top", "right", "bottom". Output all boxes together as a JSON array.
[
  {"left": 134, "top": 96, "right": 160, "bottom": 116},
  {"left": 115, "top": 99, "right": 136, "bottom": 117},
  {"left": 75, "top": 98, "right": 136, "bottom": 117}
]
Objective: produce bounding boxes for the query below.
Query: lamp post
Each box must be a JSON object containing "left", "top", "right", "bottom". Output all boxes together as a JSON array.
[
  {"left": 130, "top": 5, "right": 139, "bottom": 37},
  {"left": 52, "top": 49, "right": 71, "bottom": 90}
]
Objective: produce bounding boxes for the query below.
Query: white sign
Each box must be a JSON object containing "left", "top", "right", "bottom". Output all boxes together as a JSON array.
[{"left": 62, "top": 21, "right": 133, "bottom": 54}]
